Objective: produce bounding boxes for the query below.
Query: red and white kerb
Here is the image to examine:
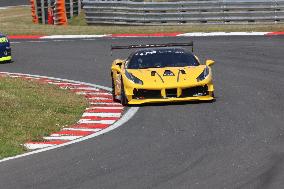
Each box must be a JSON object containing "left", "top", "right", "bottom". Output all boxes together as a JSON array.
[{"left": 0, "top": 72, "right": 124, "bottom": 150}]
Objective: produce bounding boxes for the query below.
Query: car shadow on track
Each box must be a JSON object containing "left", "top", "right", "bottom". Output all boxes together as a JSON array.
[{"left": 0, "top": 60, "right": 14, "bottom": 64}]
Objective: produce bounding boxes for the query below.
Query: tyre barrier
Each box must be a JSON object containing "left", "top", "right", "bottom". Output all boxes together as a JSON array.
[
  {"left": 30, "top": 0, "right": 39, "bottom": 23},
  {"left": 30, "top": 0, "right": 82, "bottom": 25},
  {"left": 54, "top": 0, "right": 68, "bottom": 25}
]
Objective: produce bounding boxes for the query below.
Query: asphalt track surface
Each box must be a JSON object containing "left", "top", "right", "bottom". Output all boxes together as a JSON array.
[
  {"left": 0, "top": 36, "right": 284, "bottom": 189},
  {"left": 0, "top": 0, "right": 28, "bottom": 7}
]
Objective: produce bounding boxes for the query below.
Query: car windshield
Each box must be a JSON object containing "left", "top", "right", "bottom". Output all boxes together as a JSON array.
[{"left": 127, "top": 48, "right": 199, "bottom": 69}]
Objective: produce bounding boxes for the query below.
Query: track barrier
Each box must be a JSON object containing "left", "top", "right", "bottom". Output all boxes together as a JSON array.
[
  {"left": 30, "top": 0, "right": 82, "bottom": 25},
  {"left": 30, "top": 0, "right": 39, "bottom": 23},
  {"left": 54, "top": 0, "right": 68, "bottom": 25},
  {"left": 82, "top": 0, "right": 284, "bottom": 25}
]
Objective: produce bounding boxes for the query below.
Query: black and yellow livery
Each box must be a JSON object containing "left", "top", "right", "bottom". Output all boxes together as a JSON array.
[
  {"left": 0, "top": 34, "right": 12, "bottom": 63},
  {"left": 111, "top": 43, "right": 215, "bottom": 105}
]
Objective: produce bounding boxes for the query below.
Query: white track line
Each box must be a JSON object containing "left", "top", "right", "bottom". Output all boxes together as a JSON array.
[
  {"left": 178, "top": 32, "right": 268, "bottom": 37},
  {"left": 88, "top": 93, "right": 112, "bottom": 96},
  {"left": 44, "top": 136, "right": 82, "bottom": 140},
  {"left": 24, "top": 144, "right": 56, "bottom": 150},
  {"left": 0, "top": 72, "right": 111, "bottom": 91},
  {"left": 62, "top": 128, "right": 102, "bottom": 132},
  {"left": 76, "top": 92, "right": 111, "bottom": 95},
  {"left": 87, "top": 106, "right": 123, "bottom": 110},
  {"left": 49, "top": 82, "right": 83, "bottom": 85},
  {"left": 88, "top": 97, "right": 112, "bottom": 100},
  {"left": 78, "top": 119, "right": 116, "bottom": 124},
  {"left": 8, "top": 75, "right": 23, "bottom": 78},
  {"left": 1, "top": 106, "right": 139, "bottom": 161},
  {"left": 41, "top": 35, "right": 109, "bottom": 39},
  {"left": 82, "top": 112, "right": 121, "bottom": 117},
  {"left": 72, "top": 87, "right": 100, "bottom": 91},
  {"left": 0, "top": 72, "right": 139, "bottom": 163},
  {"left": 23, "top": 77, "right": 41, "bottom": 80},
  {"left": 89, "top": 102, "right": 122, "bottom": 105}
]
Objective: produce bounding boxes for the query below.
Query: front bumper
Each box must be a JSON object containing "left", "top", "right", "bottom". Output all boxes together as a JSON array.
[
  {"left": 0, "top": 55, "right": 12, "bottom": 62},
  {"left": 0, "top": 45, "right": 11, "bottom": 62},
  {"left": 123, "top": 76, "right": 214, "bottom": 104},
  {"left": 128, "top": 95, "right": 214, "bottom": 104}
]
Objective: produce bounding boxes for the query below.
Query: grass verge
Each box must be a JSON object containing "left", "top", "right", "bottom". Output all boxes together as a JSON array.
[
  {"left": 0, "top": 77, "right": 88, "bottom": 159},
  {"left": 0, "top": 6, "right": 283, "bottom": 35}
]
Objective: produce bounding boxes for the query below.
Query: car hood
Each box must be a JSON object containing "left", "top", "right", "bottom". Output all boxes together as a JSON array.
[{"left": 127, "top": 65, "right": 207, "bottom": 85}]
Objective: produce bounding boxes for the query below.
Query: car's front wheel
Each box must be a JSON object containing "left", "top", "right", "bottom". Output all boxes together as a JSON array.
[
  {"left": 111, "top": 74, "right": 119, "bottom": 102},
  {"left": 120, "top": 81, "right": 128, "bottom": 106}
]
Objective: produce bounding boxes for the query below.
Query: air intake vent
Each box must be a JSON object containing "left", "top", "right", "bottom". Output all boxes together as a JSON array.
[
  {"left": 166, "top": 89, "right": 177, "bottom": 98},
  {"left": 163, "top": 70, "right": 174, "bottom": 76}
]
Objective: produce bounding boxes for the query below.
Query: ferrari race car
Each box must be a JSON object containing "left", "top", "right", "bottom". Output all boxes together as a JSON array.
[
  {"left": 0, "top": 33, "right": 12, "bottom": 63},
  {"left": 111, "top": 42, "right": 215, "bottom": 105}
]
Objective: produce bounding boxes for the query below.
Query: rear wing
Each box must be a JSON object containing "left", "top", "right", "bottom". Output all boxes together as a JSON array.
[{"left": 111, "top": 42, "right": 194, "bottom": 53}]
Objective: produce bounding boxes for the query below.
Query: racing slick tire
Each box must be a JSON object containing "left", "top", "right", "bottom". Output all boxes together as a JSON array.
[
  {"left": 120, "top": 81, "right": 128, "bottom": 106},
  {"left": 0, "top": 60, "right": 11, "bottom": 64},
  {"left": 211, "top": 92, "right": 216, "bottom": 102},
  {"left": 111, "top": 74, "right": 119, "bottom": 102}
]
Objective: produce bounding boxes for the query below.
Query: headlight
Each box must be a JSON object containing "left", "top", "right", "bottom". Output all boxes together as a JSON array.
[
  {"left": 125, "top": 70, "right": 143, "bottom": 85},
  {"left": 196, "top": 67, "right": 209, "bottom": 82},
  {"left": 0, "top": 37, "right": 8, "bottom": 43}
]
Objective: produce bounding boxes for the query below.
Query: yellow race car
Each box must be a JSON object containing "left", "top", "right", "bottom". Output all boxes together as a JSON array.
[{"left": 111, "top": 42, "right": 215, "bottom": 105}]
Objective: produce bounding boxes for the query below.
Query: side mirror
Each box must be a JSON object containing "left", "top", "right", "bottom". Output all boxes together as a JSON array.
[
  {"left": 116, "top": 62, "right": 122, "bottom": 67},
  {"left": 112, "top": 60, "right": 123, "bottom": 72},
  {"left": 112, "top": 64, "right": 121, "bottom": 72},
  {"left": 205, "top": 59, "right": 215, "bottom": 66}
]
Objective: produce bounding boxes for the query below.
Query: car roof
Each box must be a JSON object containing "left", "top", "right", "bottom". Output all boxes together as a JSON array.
[{"left": 129, "top": 47, "right": 193, "bottom": 58}]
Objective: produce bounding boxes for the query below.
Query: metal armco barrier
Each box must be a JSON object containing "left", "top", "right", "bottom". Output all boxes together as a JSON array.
[
  {"left": 82, "top": 0, "right": 284, "bottom": 25},
  {"left": 66, "top": 0, "right": 82, "bottom": 18},
  {"left": 30, "top": 0, "right": 82, "bottom": 25}
]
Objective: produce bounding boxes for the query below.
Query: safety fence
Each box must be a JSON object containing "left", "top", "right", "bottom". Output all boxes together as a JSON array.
[
  {"left": 82, "top": 0, "right": 284, "bottom": 25},
  {"left": 30, "top": 0, "right": 82, "bottom": 25}
]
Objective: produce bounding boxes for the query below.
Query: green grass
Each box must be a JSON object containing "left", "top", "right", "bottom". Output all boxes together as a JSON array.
[
  {"left": 0, "top": 6, "right": 283, "bottom": 35},
  {"left": 0, "top": 77, "right": 88, "bottom": 159}
]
